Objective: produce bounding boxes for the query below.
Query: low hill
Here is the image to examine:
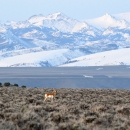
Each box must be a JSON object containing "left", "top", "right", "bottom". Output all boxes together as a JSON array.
[{"left": 61, "top": 48, "right": 130, "bottom": 66}]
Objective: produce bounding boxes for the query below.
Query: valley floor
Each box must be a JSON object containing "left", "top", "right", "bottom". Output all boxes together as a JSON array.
[
  {"left": 0, "top": 87, "right": 130, "bottom": 130},
  {"left": 0, "top": 66, "right": 130, "bottom": 89}
]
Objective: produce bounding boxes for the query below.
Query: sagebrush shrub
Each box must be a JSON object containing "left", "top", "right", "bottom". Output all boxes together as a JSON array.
[
  {"left": 0, "top": 82, "right": 2, "bottom": 86},
  {"left": 14, "top": 83, "right": 19, "bottom": 87},
  {"left": 0, "top": 88, "right": 130, "bottom": 130},
  {"left": 21, "top": 85, "right": 26, "bottom": 88},
  {"left": 4, "top": 82, "right": 10, "bottom": 86}
]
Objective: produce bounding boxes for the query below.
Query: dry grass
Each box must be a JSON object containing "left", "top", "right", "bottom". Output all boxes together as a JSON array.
[{"left": 0, "top": 87, "right": 130, "bottom": 130}]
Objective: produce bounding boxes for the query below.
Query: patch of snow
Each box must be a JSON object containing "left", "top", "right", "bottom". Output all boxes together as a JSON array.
[
  {"left": 96, "top": 68, "right": 103, "bottom": 70},
  {"left": 72, "top": 22, "right": 89, "bottom": 32},
  {"left": 83, "top": 75, "right": 93, "bottom": 78},
  {"left": 0, "top": 27, "right": 6, "bottom": 33}
]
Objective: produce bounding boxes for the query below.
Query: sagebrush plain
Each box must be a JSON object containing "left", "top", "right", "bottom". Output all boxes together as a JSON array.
[{"left": 0, "top": 87, "right": 130, "bottom": 130}]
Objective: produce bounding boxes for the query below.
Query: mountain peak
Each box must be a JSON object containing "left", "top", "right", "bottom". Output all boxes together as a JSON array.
[
  {"left": 28, "top": 12, "right": 69, "bottom": 26},
  {"left": 101, "top": 13, "right": 115, "bottom": 20},
  {"left": 29, "top": 14, "right": 44, "bottom": 19},
  {"left": 86, "top": 13, "right": 129, "bottom": 29},
  {"left": 47, "top": 12, "right": 68, "bottom": 20}
]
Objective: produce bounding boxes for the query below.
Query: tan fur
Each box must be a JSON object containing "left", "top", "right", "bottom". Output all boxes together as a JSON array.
[{"left": 44, "top": 90, "right": 56, "bottom": 102}]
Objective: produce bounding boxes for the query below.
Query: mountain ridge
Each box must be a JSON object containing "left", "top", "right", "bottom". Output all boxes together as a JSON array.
[
  {"left": 0, "top": 12, "right": 130, "bottom": 66},
  {"left": 86, "top": 13, "right": 130, "bottom": 29}
]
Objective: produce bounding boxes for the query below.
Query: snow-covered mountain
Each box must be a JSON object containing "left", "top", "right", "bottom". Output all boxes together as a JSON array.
[
  {"left": 86, "top": 13, "right": 130, "bottom": 29},
  {"left": 0, "top": 48, "right": 85, "bottom": 67},
  {"left": 0, "top": 12, "right": 130, "bottom": 66},
  {"left": 60, "top": 48, "right": 130, "bottom": 67},
  {"left": 28, "top": 12, "right": 98, "bottom": 34}
]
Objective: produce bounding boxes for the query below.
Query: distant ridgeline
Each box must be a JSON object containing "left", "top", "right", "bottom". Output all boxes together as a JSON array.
[{"left": 0, "top": 12, "right": 130, "bottom": 67}]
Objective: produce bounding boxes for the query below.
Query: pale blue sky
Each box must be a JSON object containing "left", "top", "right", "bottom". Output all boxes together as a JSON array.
[{"left": 0, "top": 0, "right": 130, "bottom": 22}]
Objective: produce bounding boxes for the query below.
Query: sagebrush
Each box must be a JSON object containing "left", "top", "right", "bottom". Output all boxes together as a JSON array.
[{"left": 0, "top": 87, "right": 130, "bottom": 130}]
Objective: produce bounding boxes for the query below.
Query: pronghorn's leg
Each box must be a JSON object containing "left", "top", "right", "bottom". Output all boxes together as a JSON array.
[
  {"left": 51, "top": 97, "right": 54, "bottom": 102},
  {"left": 44, "top": 97, "right": 47, "bottom": 102}
]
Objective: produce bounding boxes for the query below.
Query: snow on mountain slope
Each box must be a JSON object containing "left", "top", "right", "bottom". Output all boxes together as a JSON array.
[
  {"left": 0, "top": 24, "right": 6, "bottom": 33},
  {"left": 0, "top": 30, "right": 37, "bottom": 52},
  {"left": 1, "top": 12, "right": 130, "bottom": 53},
  {"left": 6, "top": 21, "right": 31, "bottom": 29},
  {"left": 28, "top": 12, "right": 77, "bottom": 32},
  {"left": 60, "top": 48, "right": 130, "bottom": 67},
  {"left": 28, "top": 12, "right": 94, "bottom": 33},
  {"left": 113, "top": 12, "right": 130, "bottom": 23},
  {"left": 0, "top": 12, "right": 130, "bottom": 67},
  {"left": 0, "top": 49, "right": 85, "bottom": 67},
  {"left": 86, "top": 14, "right": 129, "bottom": 29}
]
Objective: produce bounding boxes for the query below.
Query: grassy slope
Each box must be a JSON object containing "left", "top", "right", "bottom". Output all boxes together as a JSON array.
[{"left": 0, "top": 87, "right": 130, "bottom": 130}]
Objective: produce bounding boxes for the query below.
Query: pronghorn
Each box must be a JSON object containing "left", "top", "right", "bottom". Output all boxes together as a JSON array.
[{"left": 44, "top": 90, "right": 57, "bottom": 102}]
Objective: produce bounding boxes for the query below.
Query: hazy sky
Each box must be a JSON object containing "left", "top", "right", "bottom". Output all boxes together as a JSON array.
[{"left": 0, "top": 0, "right": 130, "bottom": 22}]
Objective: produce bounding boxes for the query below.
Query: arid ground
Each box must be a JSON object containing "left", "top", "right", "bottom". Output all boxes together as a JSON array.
[{"left": 0, "top": 87, "right": 130, "bottom": 130}]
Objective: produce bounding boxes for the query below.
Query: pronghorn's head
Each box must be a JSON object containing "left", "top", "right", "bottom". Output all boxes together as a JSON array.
[{"left": 53, "top": 90, "right": 57, "bottom": 95}]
